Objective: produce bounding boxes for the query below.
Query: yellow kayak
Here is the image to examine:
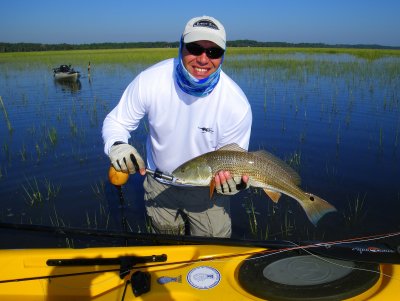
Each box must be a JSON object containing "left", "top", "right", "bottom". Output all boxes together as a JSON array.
[{"left": 0, "top": 244, "right": 399, "bottom": 301}]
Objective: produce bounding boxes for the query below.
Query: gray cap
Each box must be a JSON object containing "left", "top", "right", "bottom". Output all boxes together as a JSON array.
[{"left": 183, "top": 16, "right": 226, "bottom": 50}]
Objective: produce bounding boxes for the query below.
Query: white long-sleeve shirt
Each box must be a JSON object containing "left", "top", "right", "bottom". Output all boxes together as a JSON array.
[{"left": 102, "top": 58, "right": 252, "bottom": 174}]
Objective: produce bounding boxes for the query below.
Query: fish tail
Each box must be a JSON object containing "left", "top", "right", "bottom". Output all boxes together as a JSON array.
[{"left": 299, "top": 193, "right": 337, "bottom": 226}]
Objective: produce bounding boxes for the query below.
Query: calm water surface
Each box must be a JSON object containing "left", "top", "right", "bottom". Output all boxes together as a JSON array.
[{"left": 0, "top": 52, "right": 399, "bottom": 248}]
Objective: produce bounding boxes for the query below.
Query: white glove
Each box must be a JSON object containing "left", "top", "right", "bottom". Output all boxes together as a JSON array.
[
  {"left": 215, "top": 171, "right": 249, "bottom": 195},
  {"left": 109, "top": 143, "right": 145, "bottom": 174}
]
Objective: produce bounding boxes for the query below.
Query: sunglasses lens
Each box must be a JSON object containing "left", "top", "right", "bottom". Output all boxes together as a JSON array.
[
  {"left": 185, "top": 43, "right": 224, "bottom": 59},
  {"left": 207, "top": 48, "right": 225, "bottom": 59},
  {"left": 185, "top": 43, "right": 204, "bottom": 56}
]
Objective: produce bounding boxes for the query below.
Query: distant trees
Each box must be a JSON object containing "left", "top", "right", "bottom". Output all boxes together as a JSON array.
[
  {"left": 0, "top": 42, "right": 179, "bottom": 52},
  {"left": 0, "top": 40, "right": 398, "bottom": 53}
]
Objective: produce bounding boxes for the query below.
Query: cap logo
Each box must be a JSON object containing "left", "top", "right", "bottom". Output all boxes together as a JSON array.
[{"left": 193, "top": 19, "right": 219, "bottom": 30}]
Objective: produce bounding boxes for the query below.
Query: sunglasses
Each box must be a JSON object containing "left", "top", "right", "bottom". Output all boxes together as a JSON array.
[{"left": 185, "top": 43, "right": 225, "bottom": 59}]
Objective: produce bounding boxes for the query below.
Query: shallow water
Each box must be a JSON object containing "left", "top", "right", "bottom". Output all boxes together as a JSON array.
[{"left": 0, "top": 52, "right": 399, "bottom": 248}]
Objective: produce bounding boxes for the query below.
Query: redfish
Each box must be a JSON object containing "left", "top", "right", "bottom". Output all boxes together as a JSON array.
[{"left": 172, "top": 143, "right": 336, "bottom": 226}]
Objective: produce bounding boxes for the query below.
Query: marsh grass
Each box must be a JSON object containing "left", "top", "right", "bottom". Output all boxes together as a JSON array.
[
  {"left": 35, "top": 143, "right": 41, "bottom": 161},
  {"left": 89, "top": 179, "right": 112, "bottom": 230},
  {"left": 242, "top": 196, "right": 260, "bottom": 237},
  {"left": 1, "top": 47, "right": 399, "bottom": 68},
  {"left": 0, "top": 96, "right": 13, "bottom": 133},
  {"left": 0, "top": 48, "right": 178, "bottom": 68},
  {"left": 343, "top": 193, "right": 367, "bottom": 228},
  {"left": 49, "top": 202, "right": 64, "bottom": 227},
  {"left": 44, "top": 178, "right": 61, "bottom": 200},
  {"left": 226, "top": 47, "right": 400, "bottom": 61},
  {"left": 19, "top": 143, "right": 27, "bottom": 161},
  {"left": 285, "top": 151, "right": 301, "bottom": 170},
  {"left": 22, "top": 177, "right": 61, "bottom": 206},
  {"left": 22, "top": 177, "right": 43, "bottom": 206},
  {"left": 47, "top": 127, "right": 58, "bottom": 146},
  {"left": 91, "top": 180, "right": 106, "bottom": 201}
]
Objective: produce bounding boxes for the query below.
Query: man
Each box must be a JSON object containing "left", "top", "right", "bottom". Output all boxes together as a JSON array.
[{"left": 102, "top": 16, "right": 252, "bottom": 237}]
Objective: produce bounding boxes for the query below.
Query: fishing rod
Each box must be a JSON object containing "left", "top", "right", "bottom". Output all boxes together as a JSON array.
[
  {"left": 107, "top": 166, "right": 175, "bottom": 245},
  {"left": 108, "top": 166, "right": 129, "bottom": 246},
  {"left": 0, "top": 232, "right": 398, "bottom": 285},
  {"left": 1, "top": 221, "right": 399, "bottom": 264}
]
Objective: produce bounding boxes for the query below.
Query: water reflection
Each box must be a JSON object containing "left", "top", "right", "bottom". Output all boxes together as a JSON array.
[{"left": 54, "top": 78, "right": 82, "bottom": 93}]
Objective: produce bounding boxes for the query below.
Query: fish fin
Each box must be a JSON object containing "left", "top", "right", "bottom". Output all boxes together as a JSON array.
[
  {"left": 252, "top": 150, "right": 301, "bottom": 185},
  {"left": 263, "top": 189, "right": 282, "bottom": 203},
  {"left": 299, "top": 193, "right": 337, "bottom": 226},
  {"left": 217, "top": 143, "right": 246, "bottom": 152},
  {"left": 209, "top": 179, "right": 215, "bottom": 199}
]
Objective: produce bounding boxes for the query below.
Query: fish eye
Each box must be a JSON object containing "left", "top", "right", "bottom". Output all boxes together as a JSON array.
[{"left": 309, "top": 196, "right": 315, "bottom": 201}]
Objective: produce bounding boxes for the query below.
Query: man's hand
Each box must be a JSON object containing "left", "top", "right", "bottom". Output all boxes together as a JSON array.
[
  {"left": 109, "top": 143, "right": 146, "bottom": 175},
  {"left": 214, "top": 171, "right": 249, "bottom": 195}
]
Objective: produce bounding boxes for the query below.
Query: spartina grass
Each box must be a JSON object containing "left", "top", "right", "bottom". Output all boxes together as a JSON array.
[
  {"left": 343, "top": 193, "right": 367, "bottom": 228},
  {"left": 242, "top": 196, "right": 259, "bottom": 237},
  {"left": 47, "top": 127, "right": 58, "bottom": 146},
  {"left": 35, "top": 143, "right": 41, "bottom": 161},
  {"left": 22, "top": 177, "right": 43, "bottom": 206},
  {"left": 0, "top": 96, "right": 13, "bottom": 133},
  {"left": 22, "top": 177, "right": 60, "bottom": 206},
  {"left": 49, "top": 202, "right": 64, "bottom": 227},
  {"left": 286, "top": 151, "right": 301, "bottom": 170},
  {"left": 44, "top": 178, "right": 61, "bottom": 200},
  {"left": 19, "top": 143, "right": 27, "bottom": 161},
  {"left": 91, "top": 180, "right": 106, "bottom": 201},
  {"left": 281, "top": 209, "right": 295, "bottom": 238}
]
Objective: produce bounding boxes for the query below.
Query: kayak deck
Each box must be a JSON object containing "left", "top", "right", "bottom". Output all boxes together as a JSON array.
[{"left": 0, "top": 244, "right": 399, "bottom": 300}]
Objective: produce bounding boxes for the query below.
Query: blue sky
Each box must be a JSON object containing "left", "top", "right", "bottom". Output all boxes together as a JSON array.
[{"left": 1, "top": 0, "right": 400, "bottom": 47}]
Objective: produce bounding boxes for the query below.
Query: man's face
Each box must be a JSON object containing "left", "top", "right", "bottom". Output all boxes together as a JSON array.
[{"left": 182, "top": 40, "right": 224, "bottom": 79}]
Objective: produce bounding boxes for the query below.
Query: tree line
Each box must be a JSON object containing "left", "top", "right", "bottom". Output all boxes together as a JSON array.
[{"left": 1, "top": 40, "right": 398, "bottom": 53}]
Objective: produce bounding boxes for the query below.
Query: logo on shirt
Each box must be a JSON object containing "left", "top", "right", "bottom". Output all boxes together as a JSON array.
[{"left": 198, "top": 127, "right": 214, "bottom": 133}]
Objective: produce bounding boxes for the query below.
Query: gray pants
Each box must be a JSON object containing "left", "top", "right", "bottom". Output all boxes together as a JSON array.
[{"left": 144, "top": 175, "right": 232, "bottom": 237}]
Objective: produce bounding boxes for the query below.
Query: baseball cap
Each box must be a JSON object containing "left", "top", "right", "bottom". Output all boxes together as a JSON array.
[{"left": 182, "top": 16, "right": 226, "bottom": 50}]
